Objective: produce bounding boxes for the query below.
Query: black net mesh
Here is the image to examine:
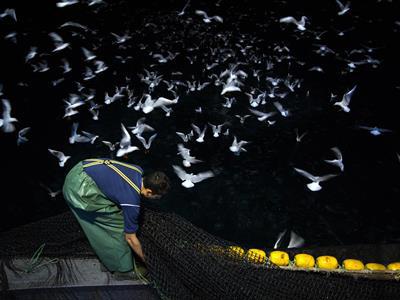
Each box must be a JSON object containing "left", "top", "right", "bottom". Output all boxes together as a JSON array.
[
  {"left": 138, "top": 208, "right": 400, "bottom": 300},
  {"left": 1, "top": 209, "right": 400, "bottom": 299}
]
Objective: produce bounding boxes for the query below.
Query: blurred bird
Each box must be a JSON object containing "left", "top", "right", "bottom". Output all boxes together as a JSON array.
[
  {"left": 324, "top": 147, "right": 344, "bottom": 171},
  {"left": 116, "top": 123, "right": 139, "bottom": 157},
  {"left": 0, "top": 8, "right": 17, "bottom": 21},
  {"left": 295, "top": 128, "right": 308, "bottom": 142},
  {"left": 288, "top": 231, "right": 305, "bottom": 248},
  {"left": 229, "top": 136, "right": 249, "bottom": 155},
  {"left": 335, "top": 0, "right": 351, "bottom": 16},
  {"left": 279, "top": 16, "right": 308, "bottom": 31},
  {"left": 294, "top": 167, "right": 338, "bottom": 191},
  {"left": 173, "top": 165, "right": 214, "bottom": 188},
  {"left": 48, "top": 149, "right": 71, "bottom": 167},
  {"left": 136, "top": 133, "right": 157, "bottom": 150},
  {"left": 40, "top": 183, "right": 61, "bottom": 198},
  {"left": 0, "top": 99, "right": 18, "bottom": 133},
  {"left": 333, "top": 85, "right": 357, "bottom": 112},
  {"left": 191, "top": 123, "right": 207, "bottom": 143},
  {"left": 177, "top": 144, "right": 202, "bottom": 167},
  {"left": 49, "top": 32, "right": 69, "bottom": 52},
  {"left": 356, "top": 125, "right": 393, "bottom": 136},
  {"left": 56, "top": 0, "right": 79, "bottom": 7},
  {"left": 195, "top": 10, "right": 223, "bottom": 23},
  {"left": 128, "top": 117, "right": 155, "bottom": 135},
  {"left": 17, "top": 127, "right": 31, "bottom": 146}
]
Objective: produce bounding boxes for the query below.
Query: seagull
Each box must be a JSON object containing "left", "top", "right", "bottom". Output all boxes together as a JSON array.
[
  {"left": 208, "top": 122, "right": 227, "bottom": 137},
  {"left": 248, "top": 108, "right": 277, "bottom": 122},
  {"left": 324, "top": 147, "right": 344, "bottom": 171},
  {"left": 279, "top": 16, "right": 308, "bottom": 31},
  {"left": 176, "top": 130, "right": 194, "bottom": 142},
  {"left": 49, "top": 32, "right": 69, "bottom": 52},
  {"left": 273, "top": 229, "right": 287, "bottom": 249},
  {"left": 17, "top": 127, "right": 31, "bottom": 146},
  {"left": 221, "top": 79, "right": 241, "bottom": 95},
  {"left": 356, "top": 125, "right": 393, "bottom": 136},
  {"left": 128, "top": 117, "right": 155, "bottom": 135},
  {"left": 39, "top": 183, "right": 62, "bottom": 198},
  {"left": 116, "top": 123, "right": 139, "bottom": 157},
  {"left": 235, "top": 114, "right": 251, "bottom": 125},
  {"left": 177, "top": 144, "right": 202, "bottom": 167},
  {"left": 288, "top": 231, "right": 305, "bottom": 248},
  {"left": 141, "top": 95, "right": 179, "bottom": 114},
  {"left": 335, "top": 0, "right": 351, "bottom": 16},
  {"left": 173, "top": 165, "right": 214, "bottom": 188},
  {"left": 102, "top": 140, "right": 119, "bottom": 151},
  {"left": 0, "top": 99, "right": 18, "bottom": 133},
  {"left": 333, "top": 85, "right": 357, "bottom": 113},
  {"left": 136, "top": 133, "right": 157, "bottom": 150},
  {"left": 294, "top": 167, "right": 338, "bottom": 191},
  {"left": 295, "top": 128, "right": 308, "bottom": 142},
  {"left": 82, "top": 47, "right": 96, "bottom": 61},
  {"left": 56, "top": 0, "right": 79, "bottom": 7},
  {"left": 195, "top": 10, "right": 223, "bottom": 23},
  {"left": 229, "top": 136, "right": 249, "bottom": 155},
  {"left": 0, "top": 8, "right": 17, "bottom": 21},
  {"left": 273, "top": 101, "right": 289, "bottom": 117},
  {"left": 69, "top": 122, "right": 92, "bottom": 144},
  {"left": 48, "top": 149, "right": 71, "bottom": 167},
  {"left": 25, "top": 46, "right": 38, "bottom": 62},
  {"left": 191, "top": 123, "right": 207, "bottom": 143}
]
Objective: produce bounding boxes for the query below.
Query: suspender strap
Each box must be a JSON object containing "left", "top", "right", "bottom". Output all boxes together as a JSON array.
[{"left": 82, "top": 159, "right": 141, "bottom": 194}]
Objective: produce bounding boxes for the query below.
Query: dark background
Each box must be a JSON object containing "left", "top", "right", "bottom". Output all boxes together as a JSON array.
[{"left": 0, "top": 0, "right": 399, "bottom": 249}]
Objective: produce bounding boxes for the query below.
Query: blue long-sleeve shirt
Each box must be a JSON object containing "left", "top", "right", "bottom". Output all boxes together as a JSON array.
[{"left": 82, "top": 159, "right": 143, "bottom": 233}]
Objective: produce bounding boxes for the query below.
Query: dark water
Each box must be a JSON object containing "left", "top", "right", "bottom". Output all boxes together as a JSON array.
[{"left": 1, "top": 0, "right": 400, "bottom": 250}]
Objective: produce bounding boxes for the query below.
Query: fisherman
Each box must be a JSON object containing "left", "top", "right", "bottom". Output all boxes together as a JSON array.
[{"left": 62, "top": 158, "right": 170, "bottom": 278}]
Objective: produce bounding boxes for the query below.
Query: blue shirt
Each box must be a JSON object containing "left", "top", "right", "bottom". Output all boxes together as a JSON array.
[{"left": 82, "top": 159, "right": 143, "bottom": 233}]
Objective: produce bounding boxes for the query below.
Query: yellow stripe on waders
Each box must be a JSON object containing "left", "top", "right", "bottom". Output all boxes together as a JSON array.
[
  {"left": 84, "top": 158, "right": 143, "bottom": 174},
  {"left": 83, "top": 159, "right": 141, "bottom": 194}
]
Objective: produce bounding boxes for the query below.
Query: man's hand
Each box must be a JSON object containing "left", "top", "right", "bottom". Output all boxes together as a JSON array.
[{"left": 125, "top": 233, "right": 145, "bottom": 262}]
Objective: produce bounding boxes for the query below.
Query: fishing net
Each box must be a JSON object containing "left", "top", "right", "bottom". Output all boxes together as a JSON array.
[{"left": 1, "top": 208, "right": 400, "bottom": 299}]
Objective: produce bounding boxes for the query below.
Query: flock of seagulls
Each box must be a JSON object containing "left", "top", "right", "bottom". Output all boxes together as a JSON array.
[{"left": 1, "top": 0, "right": 399, "bottom": 247}]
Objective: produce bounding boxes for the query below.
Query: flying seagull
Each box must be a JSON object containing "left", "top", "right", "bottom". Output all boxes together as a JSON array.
[
  {"left": 195, "top": 10, "right": 223, "bottom": 23},
  {"left": 294, "top": 167, "right": 338, "bottom": 191},
  {"left": 48, "top": 148, "right": 71, "bottom": 167},
  {"left": 333, "top": 85, "right": 357, "bottom": 113},
  {"left": 324, "top": 147, "right": 344, "bottom": 171},
  {"left": 279, "top": 16, "right": 308, "bottom": 31},
  {"left": 173, "top": 165, "right": 214, "bottom": 188}
]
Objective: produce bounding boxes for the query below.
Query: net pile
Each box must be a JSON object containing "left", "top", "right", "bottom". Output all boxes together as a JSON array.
[{"left": 138, "top": 208, "right": 400, "bottom": 300}]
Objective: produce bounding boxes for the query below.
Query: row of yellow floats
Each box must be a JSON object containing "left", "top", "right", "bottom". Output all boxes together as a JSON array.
[{"left": 227, "top": 246, "right": 400, "bottom": 272}]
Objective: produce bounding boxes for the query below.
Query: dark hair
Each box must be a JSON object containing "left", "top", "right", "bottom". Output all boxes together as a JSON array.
[{"left": 143, "top": 171, "right": 170, "bottom": 196}]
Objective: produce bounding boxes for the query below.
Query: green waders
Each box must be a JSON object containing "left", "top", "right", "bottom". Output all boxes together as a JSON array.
[{"left": 62, "top": 161, "right": 134, "bottom": 272}]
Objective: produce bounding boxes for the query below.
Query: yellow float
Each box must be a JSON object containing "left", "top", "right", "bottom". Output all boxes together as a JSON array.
[
  {"left": 228, "top": 246, "right": 245, "bottom": 257},
  {"left": 294, "top": 253, "right": 315, "bottom": 268},
  {"left": 387, "top": 262, "right": 400, "bottom": 271},
  {"left": 316, "top": 256, "right": 338, "bottom": 270},
  {"left": 269, "top": 251, "right": 289, "bottom": 266},
  {"left": 342, "top": 259, "right": 364, "bottom": 271},
  {"left": 365, "top": 263, "right": 386, "bottom": 271},
  {"left": 246, "top": 249, "right": 267, "bottom": 264}
]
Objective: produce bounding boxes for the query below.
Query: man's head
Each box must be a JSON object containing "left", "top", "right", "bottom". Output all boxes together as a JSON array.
[{"left": 141, "top": 171, "right": 170, "bottom": 199}]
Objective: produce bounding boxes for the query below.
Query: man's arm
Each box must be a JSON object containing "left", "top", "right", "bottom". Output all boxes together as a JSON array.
[{"left": 125, "top": 233, "right": 145, "bottom": 262}]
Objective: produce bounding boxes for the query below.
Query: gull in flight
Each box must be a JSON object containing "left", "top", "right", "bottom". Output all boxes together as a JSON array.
[
  {"left": 102, "top": 140, "right": 119, "bottom": 151},
  {"left": 141, "top": 94, "right": 179, "bottom": 114},
  {"left": 17, "top": 127, "right": 31, "bottom": 146},
  {"left": 49, "top": 32, "right": 69, "bottom": 52},
  {"left": 173, "top": 165, "right": 214, "bottom": 188},
  {"left": 0, "top": 99, "right": 18, "bottom": 133},
  {"left": 116, "top": 123, "right": 139, "bottom": 157},
  {"left": 40, "top": 183, "right": 61, "bottom": 198},
  {"left": 333, "top": 85, "right": 357, "bottom": 113},
  {"left": 229, "top": 136, "right": 249, "bottom": 155},
  {"left": 273, "top": 101, "right": 289, "bottom": 117},
  {"left": 177, "top": 0, "right": 190, "bottom": 16},
  {"left": 195, "top": 10, "right": 223, "bottom": 23},
  {"left": 56, "top": 0, "right": 79, "bottom": 7},
  {"left": 279, "top": 16, "right": 308, "bottom": 31},
  {"left": 0, "top": 8, "right": 17, "bottom": 21},
  {"left": 177, "top": 144, "right": 202, "bottom": 167},
  {"left": 235, "top": 114, "right": 251, "bottom": 125},
  {"left": 288, "top": 231, "right": 305, "bottom": 248},
  {"left": 69, "top": 122, "right": 98, "bottom": 144},
  {"left": 335, "top": 0, "right": 351, "bottom": 16},
  {"left": 294, "top": 167, "right": 338, "bottom": 191},
  {"left": 295, "top": 128, "right": 308, "bottom": 142},
  {"left": 248, "top": 108, "right": 277, "bottom": 122},
  {"left": 136, "top": 133, "right": 158, "bottom": 150},
  {"left": 128, "top": 117, "right": 155, "bottom": 135},
  {"left": 208, "top": 122, "right": 227, "bottom": 137},
  {"left": 191, "top": 123, "right": 207, "bottom": 143},
  {"left": 324, "top": 147, "right": 344, "bottom": 171},
  {"left": 176, "top": 130, "right": 194, "bottom": 142},
  {"left": 82, "top": 47, "right": 96, "bottom": 61},
  {"left": 356, "top": 125, "right": 393, "bottom": 136},
  {"left": 273, "top": 229, "right": 287, "bottom": 249},
  {"left": 48, "top": 149, "right": 71, "bottom": 167}
]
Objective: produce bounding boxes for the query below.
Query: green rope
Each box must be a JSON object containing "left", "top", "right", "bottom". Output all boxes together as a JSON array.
[{"left": 24, "top": 243, "right": 59, "bottom": 273}]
